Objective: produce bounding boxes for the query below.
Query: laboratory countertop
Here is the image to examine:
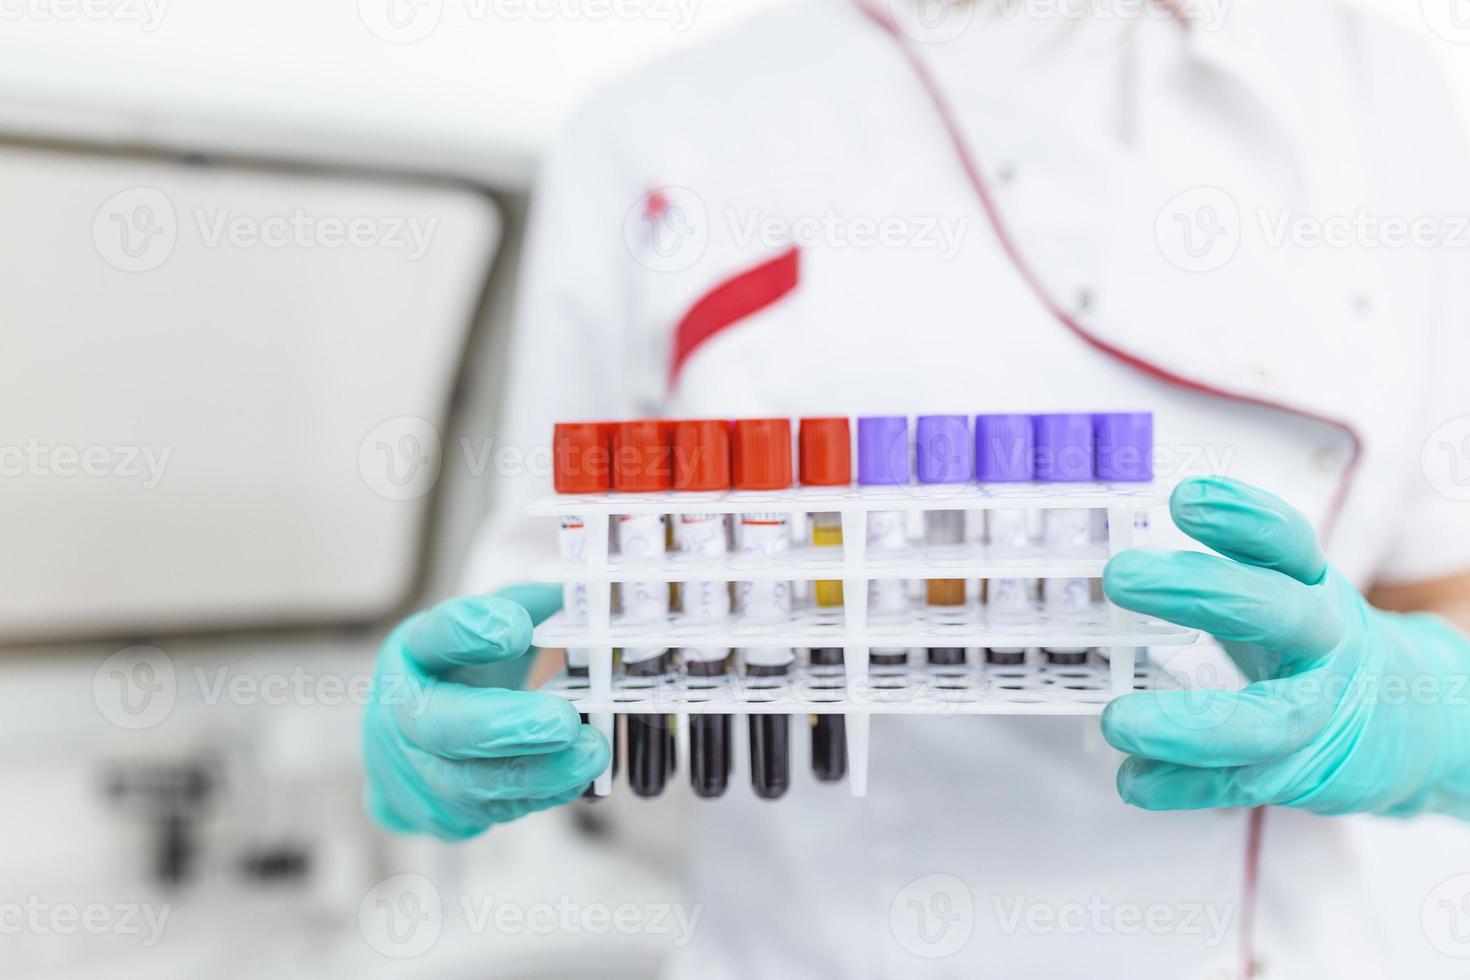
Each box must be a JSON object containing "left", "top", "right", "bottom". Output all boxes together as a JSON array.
[{"left": 0, "top": 1, "right": 772, "bottom": 189}]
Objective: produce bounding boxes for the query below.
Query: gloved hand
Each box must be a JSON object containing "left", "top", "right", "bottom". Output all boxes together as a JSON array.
[
  {"left": 1101, "top": 476, "right": 1470, "bottom": 819},
  {"left": 362, "top": 583, "right": 610, "bottom": 839}
]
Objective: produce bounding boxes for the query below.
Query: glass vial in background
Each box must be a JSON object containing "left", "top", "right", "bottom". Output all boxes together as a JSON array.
[
  {"left": 672, "top": 419, "right": 734, "bottom": 800},
  {"left": 1033, "top": 413, "right": 1096, "bottom": 667},
  {"left": 858, "top": 416, "right": 914, "bottom": 669},
  {"left": 975, "top": 414, "right": 1035, "bottom": 666},
  {"left": 798, "top": 417, "right": 851, "bottom": 783},
  {"left": 553, "top": 421, "right": 618, "bottom": 796},
  {"left": 612, "top": 419, "right": 676, "bottom": 797},
  {"left": 916, "top": 415, "right": 973, "bottom": 669},
  {"left": 731, "top": 419, "right": 796, "bottom": 800}
]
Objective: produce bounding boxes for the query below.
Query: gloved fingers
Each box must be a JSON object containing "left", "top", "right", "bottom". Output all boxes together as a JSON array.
[
  {"left": 1104, "top": 549, "right": 1344, "bottom": 668},
  {"left": 418, "top": 726, "right": 611, "bottom": 804},
  {"left": 1115, "top": 756, "right": 1284, "bottom": 810},
  {"left": 1168, "top": 477, "right": 1327, "bottom": 586},
  {"left": 1101, "top": 675, "right": 1335, "bottom": 768},
  {"left": 477, "top": 783, "right": 592, "bottom": 828},
  {"left": 493, "top": 582, "right": 564, "bottom": 627},
  {"left": 393, "top": 684, "right": 584, "bottom": 759},
  {"left": 365, "top": 738, "right": 597, "bottom": 841},
  {"left": 400, "top": 595, "right": 536, "bottom": 676},
  {"left": 419, "top": 783, "right": 592, "bottom": 841}
]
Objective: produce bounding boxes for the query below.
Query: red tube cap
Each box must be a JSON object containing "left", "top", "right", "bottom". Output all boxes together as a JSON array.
[
  {"left": 732, "top": 418, "right": 792, "bottom": 490},
  {"left": 553, "top": 421, "right": 613, "bottom": 494},
  {"left": 673, "top": 419, "right": 731, "bottom": 491},
  {"left": 613, "top": 419, "right": 674, "bottom": 492},
  {"left": 799, "top": 417, "right": 852, "bottom": 486}
]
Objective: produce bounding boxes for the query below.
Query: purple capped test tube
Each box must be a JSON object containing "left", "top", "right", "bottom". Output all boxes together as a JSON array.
[
  {"left": 1033, "top": 413, "right": 1096, "bottom": 666},
  {"left": 917, "top": 416, "right": 972, "bottom": 669},
  {"left": 977, "top": 413, "right": 1034, "bottom": 483},
  {"left": 1034, "top": 412, "right": 1095, "bottom": 482},
  {"left": 977, "top": 414, "right": 1036, "bottom": 666},
  {"left": 859, "top": 416, "right": 912, "bottom": 668},
  {"left": 858, "top": 416, "right": 910, "bottom": 487},
  {"left": 1095, "top": 410, "right": 1156, "bottom": 578},
  {"left": 1094, "top": 412, "right": 1154, "bottom": 482}
]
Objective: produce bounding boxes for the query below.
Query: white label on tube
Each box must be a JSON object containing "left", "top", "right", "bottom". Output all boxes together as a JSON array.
[
  {"left": 676, "top": 513, "right": 729, "bottom": 662},
  {"left": 559, "top": 517, "right": 589, "bottom": 622},
  {"left": 1041, "top": 508, "right": 1092, "bottom": 634},
  {"left": 675, "top": 514, "right": 730, "bottom": 621},
  {"left": 867, "top": 510, "right": 909, "bottom": 616},
  {"left": 618, "top": 512, "right": 668, "bottom": 665},
  {"left": 736, "top": 514, "right": 790, "bottom": 619},
  {"left": 738, "top": 513, "right": 791, "bottom": 668},
  {"left": 1043, "top": 576, "right": 1092, "bottom": 613},
  {"left": 1046, "top": 511, "right": 1093, "bottom": 631},
  {"left": 989, "top": 508, "right": 1031, "bottom": 551},
  {"left": 1042, "top": 507, "right": 1092, "bottom": 550},
  {"left": 989, "top": 577, "right": 1034, "bottom": 615},
  {"left": 988, "top": 507, "right": 1034, "bottom": 622},
  {"left": 867, "top": 511, "right": 906, "bottom": 550},
  {"left": 559, "top": 517, "right": 589, "bottom": 669}
]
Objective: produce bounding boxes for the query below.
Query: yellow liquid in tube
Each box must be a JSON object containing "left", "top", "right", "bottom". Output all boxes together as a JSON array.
[{"left": 811, "top": 517, "right": 843, "bottom": 607}]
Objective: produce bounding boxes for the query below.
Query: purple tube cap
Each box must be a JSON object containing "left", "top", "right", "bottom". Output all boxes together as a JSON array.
[
  {"left": 1033, "top": 413, "right": 1094, "bottom": 482},
  {"left": 916, "top": 415, "right": 972, "bottom": 484},
  {"left": 975, "top": 414, "right": 1033, "bottom": 482},
  {"left": 1095, "top": 412, "right": 1154, "bottom": 482},
  {"left": 857, "top": 416, "right": 910, "bottom": 485}
]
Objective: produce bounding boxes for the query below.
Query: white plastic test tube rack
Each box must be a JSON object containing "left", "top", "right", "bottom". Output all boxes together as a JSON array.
[{"left": 528, "top": 482, "right": 1196, "bottom": 797}]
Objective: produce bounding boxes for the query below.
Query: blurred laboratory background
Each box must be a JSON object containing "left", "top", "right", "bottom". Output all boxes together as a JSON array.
[{"left": 1, "top": 1, "right": 1467, "bottom": 977}]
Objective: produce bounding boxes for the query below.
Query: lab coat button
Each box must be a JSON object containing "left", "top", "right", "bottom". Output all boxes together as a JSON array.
[
  {"left": 1075, "top": 287, "right": 1095, "bottom": 314},
  {"left": 1249, "top": 361, "right": 1276, "bottom": 387},
  {"left": 1351, "top": 293, "right": 1372, "bottom": 315},
  {"left": 996, "top": 162, "right": 1017, "bottom": 185}
]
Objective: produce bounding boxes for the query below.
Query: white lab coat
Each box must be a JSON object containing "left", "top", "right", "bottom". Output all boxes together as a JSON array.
[{"left": 462, "top": 1, "right": 1470, "bottom": 976}]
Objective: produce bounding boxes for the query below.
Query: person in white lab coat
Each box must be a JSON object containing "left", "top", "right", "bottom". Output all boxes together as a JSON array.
[{"left": 362, "top": 1, "right": 1470, "bottom": 976}]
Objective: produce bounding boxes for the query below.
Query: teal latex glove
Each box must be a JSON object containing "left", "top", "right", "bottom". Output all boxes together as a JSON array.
[
  {"left": 1101, "top": 476, "right": 1470, "bottom": 819},
  {"left": 362, "top": 583, "right": 610, "bottom": 840}
]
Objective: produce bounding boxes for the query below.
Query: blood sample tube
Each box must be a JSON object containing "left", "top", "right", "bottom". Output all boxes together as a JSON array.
[
  {"left": 732, "top": 418, "right": 794, "bottom": 801},
  {"left": 672, "top": 419, "right": 734, "bottom": 800},
  {"left": 915, "top": 415, "right": 973, "bottom": 669},
  {"left": 798, "top": 417, "right": 851, "bottom": 783},
  {"left": 1034, "top": 413, "right": 1096, "bottom": 667},
  {"left": 976, "top": 414, "right": 1035, "bottom": 667},
  {"left": 612, "top": 419, "right": 675, "bottom": 798},
  {"left": 553, "top": 422, "right": 617, "bottom": 797},
  {"left": 858, "top": 416, "right": 913, "bottom": 669}
]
